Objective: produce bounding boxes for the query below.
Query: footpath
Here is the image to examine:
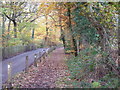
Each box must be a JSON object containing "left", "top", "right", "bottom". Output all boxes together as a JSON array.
[{"left": 4, "top": 47, "right": 72, "bottom": 88}]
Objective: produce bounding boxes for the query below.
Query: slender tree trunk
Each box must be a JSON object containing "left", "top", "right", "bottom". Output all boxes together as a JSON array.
[
  {"left": 32, "top": 28, "right": 35, "bottom": 39},
  {"left": 67, "top": 7, "right": 77, "bottom": 56},
  {"left": 8, "top": 20, "right": 11, "bottom": 35},
  {"left": 117, "top": 3, "right": 120, "bottom": 56},
  {"left": 45, "top": 15, "right": 49, "bottom": 46},
  {"left": 60, "top": 27, "right": 66, "bottom": 49},
  {"left": 2, "top": 14, "right": 5, "bottom": 42},
  {"left": 118, "top": 14, "right": 120, "bottom": 67},
  {"left": 13, "top": 21, "right": 17, "bottom": 38},
  {"left": 76, "top": 39, "right": 80, "bottom": 55},
  {"left": 6, "top": 19, "right": 11, "bottom": 46},
  {"left": 59, "top": 8, "right": 66, "bottom": 49},
  {"left": 45, "top": 15, "right": 49, "bottom": 37},
  {"left": 2, "top": 14, "right": 5, "bottom": 60}
]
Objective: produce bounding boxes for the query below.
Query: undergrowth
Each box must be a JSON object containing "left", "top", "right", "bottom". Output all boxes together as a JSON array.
[{"left": 66, "top": 46, "right": 120, "bottom": 88}]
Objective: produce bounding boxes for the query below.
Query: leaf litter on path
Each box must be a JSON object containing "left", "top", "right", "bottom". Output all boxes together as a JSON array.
[{"left": 3, "top": 48, "right": 72, "bottom": 88}]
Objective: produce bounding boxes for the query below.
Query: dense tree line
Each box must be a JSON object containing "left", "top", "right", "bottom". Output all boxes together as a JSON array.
[
  {"left": 54, "top": 2, "right": 119, "bottom": 87},
  {"left": 51, "top": 3, "right": 120, "bottom": 83}
]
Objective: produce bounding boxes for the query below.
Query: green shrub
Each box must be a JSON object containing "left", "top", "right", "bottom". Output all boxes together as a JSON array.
[
  {"left": 92, "top": 82, "right": 101, "bottom": 88},
  {"left": 66, "top": 46, "right": 119, "bottom": 88}
]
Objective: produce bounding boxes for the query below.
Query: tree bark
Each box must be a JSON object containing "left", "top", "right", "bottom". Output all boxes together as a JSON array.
[
  {"left": 45, "top": 15, "right": 49, "bottom": 46},
  {"left": 59, "top": 7, "right": 66, "bottom": 49},
  {"left": 117, "top": 3, "right": 120, "bottom": 73},
  {"left": 2, "top": 14, "right": 5, "bottom": 41},
  {"left": 76, "top": 39, "right": 80, "bottom": 55},
  {"left": 32, "top": 28, "right": 35, "bottom": 39},
  {"left": 8, "top": 20, "right": 11, "bottom": 35},
  {"left": 67, "top": 7, "right": 77, "bottom": 56},
  {"left": 45, "top": 15, "right": 49, "bottom": 37},
  {"left": 4, "top": 12, "right": 17, "bottom": 38},
  {"left": 13, "top": 21, "right": 17, "bottom": 38},
  {"left": 2, "top": 14, "right": 5, "bottom": 60},
  {"left": 118, "top": 14, "right": 120, "bottom": 67}
]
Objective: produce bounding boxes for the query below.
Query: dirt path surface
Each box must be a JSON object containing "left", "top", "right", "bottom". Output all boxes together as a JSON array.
[
  {"left": 6, "top": 47, "right": 71, "bottom": 88},
  {"left": 33, "top": 47, "right": 69, "bottom": 88}
]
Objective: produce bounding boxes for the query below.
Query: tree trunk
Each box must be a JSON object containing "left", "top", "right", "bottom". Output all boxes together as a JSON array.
[
  {"left": 32, "top": 28, "right": 35, "bottom": 39},
  {"left": 76, "top": 39, "right": 80, "bottom": 55},
  {"left": 59, "top": 8, "right": 66, "bottom": 49},
  {"left": 8, "top": 20, "right": 11, "bottom": 35},
  {"left": 45, "top": 15, "right": 49, "bottom": 46},
  {"left": 2, "top": 14, "right": 5, "bottom": 60},
  {"left": 45, "top": 15, "right": 49, "bottom": 37},
  {"left": 2, "top": 14, "right": 5, "bottom": 41},
  {"left": 60, "top": 26, "right": 66, "bottom": 49},
  {"left": 6, "top": 20, "right": 11, "bottom": 45},
  {"left": 13, "top": 21, "right": 17, "bottom": 38},
  {"left": 118, "top": 14, "right": 120, "bottom": 67},
  {"left": 117, "top": 3, "right": 120, "bottom": 56},
  {"left": 67, "top": 7, "right": 77, "bottom": 56}
]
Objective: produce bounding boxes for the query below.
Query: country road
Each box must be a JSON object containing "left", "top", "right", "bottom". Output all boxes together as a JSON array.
[{"left": 1, "top": 48, "right": 49, "bottom": 84}]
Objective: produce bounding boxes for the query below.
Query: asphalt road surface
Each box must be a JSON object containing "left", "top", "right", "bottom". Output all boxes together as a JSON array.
[{"left": 1, "top": 48, "right": 49, "bottom": 84}]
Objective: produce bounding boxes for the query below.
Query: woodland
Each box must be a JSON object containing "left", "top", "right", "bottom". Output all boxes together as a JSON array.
[{"left": 0, "top": 2, "right": 120, "bottom": 88}]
